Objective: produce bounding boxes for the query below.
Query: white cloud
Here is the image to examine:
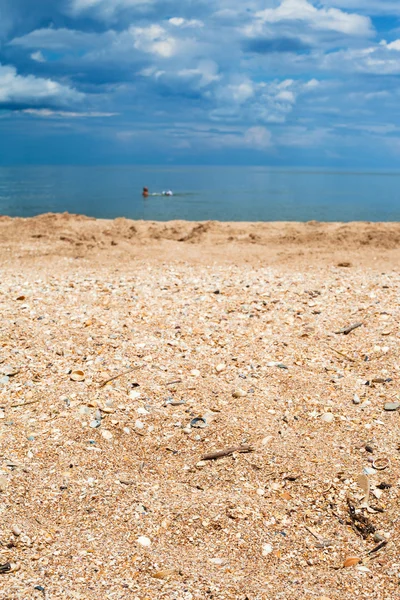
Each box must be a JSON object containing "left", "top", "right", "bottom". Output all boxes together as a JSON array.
[
  {"left": 69, "top": 0, "right": 153, "bottom": 17},
  {"left": 169, "top": 18, "right": 204, "bottom": 28},
  {"left": 244, "top": 126, "right": 272, "bottom": 148},
  {"left": 0, "top": 63, "right": 83, "bottom": 107},
  {"left": 384, "top": 39, "right": 400, "bottom": 51},
  {"left": 31, "top": 51, "right": 46, "bottom": 63},
  {"left": 323, "top": 43, "right": 400, "bottom": 74},
  {"left": 130, "top": 25, "right": 178, "bottom": 57},
  {"left": 22, "top": 109, "right": 117, "bottom": 118},
  {"left": 178, "top": 60, "right": 220, "bottom": 87},
  {"left": 254, "top": 0, "right": 372, "bottom": 35}
]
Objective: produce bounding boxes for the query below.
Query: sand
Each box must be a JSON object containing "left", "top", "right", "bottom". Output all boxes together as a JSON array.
[{"left": 0, "top": 214, "right": 399, "bottom": 599}]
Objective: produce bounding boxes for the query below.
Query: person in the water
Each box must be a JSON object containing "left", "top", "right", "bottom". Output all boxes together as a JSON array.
[{"left": 142, "top": 186, "right": 149, "bottom": 198}]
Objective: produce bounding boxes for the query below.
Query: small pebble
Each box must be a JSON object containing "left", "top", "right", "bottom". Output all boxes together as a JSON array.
[
  {"left": 232, "top": 389, "right": 246, "bottom": 398},
  {"left": 209, "top": 557, "right": 224, "bottom": 565},
  {"left": 373, "top": 532, "right": 386, "bottom": 543},
  {"left": 215, "top": 363, "right": 226, "bottom": 373},
  {"left": 320, "top": 413, "right": 334, "bottom": 423},
  {"left": 101, "top": 430, "right": 113, "bottom": 440},
  {"left": 353, "top": 394, "right": 361, "bottom": 405},
  {"left": 384, "top": 402, "right": 400, "bottom": 411},
  {"left": 262, "top": 543, "right": 273, "bottom": 556},
  {"left": 137, "top": 535, "right": 151, "bottom": 547},
  {"left": 12, "top": 525, "right": 22, "bottom": 537},
  {"left": 135, "top": 420, "right": 144, "bottom": 429},
  {"left": 190, "top": 369, "right": 200, "bottom": 377}
]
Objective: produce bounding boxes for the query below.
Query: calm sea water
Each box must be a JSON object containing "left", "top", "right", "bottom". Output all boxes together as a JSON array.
[{"left": 0, "top": 165, "right": 399, "bottom": 221}]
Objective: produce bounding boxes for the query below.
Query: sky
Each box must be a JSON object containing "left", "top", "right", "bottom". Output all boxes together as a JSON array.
[{"left": 1, "top": 0, "right": 400, "bottom": 167}]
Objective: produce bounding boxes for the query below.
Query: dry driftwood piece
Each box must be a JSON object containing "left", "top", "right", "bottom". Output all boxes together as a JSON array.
[
  {"left": 335, "top": 322, "right": 363, "bottom": 335},
  {"left": 201, "top": 445, "right": 254, "bottom": 461},
  {"left": 99, "top": 366, "right": 141, "bottom": 388}
]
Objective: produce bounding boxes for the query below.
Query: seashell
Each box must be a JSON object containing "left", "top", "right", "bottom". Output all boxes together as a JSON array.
[
  {"left": 190, "top": 417, "right": 207, "bottom": 429},
  {"left": 152, "top": 569, "right": 175, "bottom": 580},
  {"left": 343, "top": 556, "right": 361, "bottom": 567},
  {"left": 70, "top": 370, "right": 85, "bottom": 382}
]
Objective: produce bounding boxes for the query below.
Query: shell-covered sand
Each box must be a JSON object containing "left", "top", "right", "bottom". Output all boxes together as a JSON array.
[{"left": 0, "top": 214, "right": 399, "bottom": 599}]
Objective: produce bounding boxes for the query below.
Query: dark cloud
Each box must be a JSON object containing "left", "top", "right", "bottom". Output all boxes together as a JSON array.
[{"left": 244, "top": 36, "right": 311, "bottom": 54}]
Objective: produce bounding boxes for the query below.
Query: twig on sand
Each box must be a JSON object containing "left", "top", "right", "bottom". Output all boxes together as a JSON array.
[
  {"left": 366, "top": 540, "right": 388, "bottom": 556},
  {"left": 201, "top": 445, "right": 254, "bottom": 461},
  {"left": 99, "top": 366, "right": 141, "bottom": 388},
  {"left": 166, "top": 379, "right": 182, "bottom": 386},
  {"left": 10, "top": 399, "right": 41, "bottom": 408},
  {"left": 335, "top": 322, "right": 363, "bottom": 335},
  {"left": 328, "top": 346, "right": 356, "bottom": 363}
]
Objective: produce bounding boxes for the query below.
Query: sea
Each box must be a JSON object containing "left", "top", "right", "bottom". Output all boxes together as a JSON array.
[{"left": 0, "top": 165, "right": 399, "bottom": 222}]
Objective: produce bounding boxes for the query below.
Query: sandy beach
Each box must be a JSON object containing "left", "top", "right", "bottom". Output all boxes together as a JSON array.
[{"left": 0, "top": 214, "right": 399, "bottom": 599}]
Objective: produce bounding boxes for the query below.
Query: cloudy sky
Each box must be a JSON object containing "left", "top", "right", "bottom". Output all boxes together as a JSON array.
[{"left": 1, "top": 0, "right": 400, "bottom": 166}]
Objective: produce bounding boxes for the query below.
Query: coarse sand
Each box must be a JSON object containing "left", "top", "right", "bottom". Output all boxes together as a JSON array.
[{"left": 0, "top": 214, "right": 399, "bottom": 599}]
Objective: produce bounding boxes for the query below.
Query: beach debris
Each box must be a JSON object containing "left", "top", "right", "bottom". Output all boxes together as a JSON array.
[
  {"left": 353, "top": 394, "right": 361, "bottom": 405},
  {"left": 335, "top": 322, "right": 363, "bottom": 335},
  {"left": 346, "top": 498, "right": 375, "bottom": 539},
  {"left": 201, "top": 445, "right": 254, "bottom": 461},
  {"left": 384, "top": 402, "right": 400, "bottom": 412},
  {"left": 190, "top": 369, "right": 201, "bottom": 377},
  {"left": 70, "top": 370, "right": 85, "bottom": 382},
  {"left": 232, "top": 388, "right": 246, "bottom": 398},
  {"left": 99, "top": 366, "right": 139, "bottom": 388},
  {"left": 267, "top": 362, "right": 288, "bottom": 369},
  {"left": 16, "top": 295, "right": 26, "bottom": 301},
  {"left": 343, "top": 556, "right": 361, "bottom": 568},
  {"left": 337, "top": 262, "right": 351, "bottom": 267},
  {"left": 215, "top": 363, "right": 226, "bottom": 373}
]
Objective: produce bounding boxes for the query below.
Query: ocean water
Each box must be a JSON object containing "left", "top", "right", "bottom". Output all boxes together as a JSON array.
[{"left": 0, "top": 165, "right": 399, "bottom": 222}]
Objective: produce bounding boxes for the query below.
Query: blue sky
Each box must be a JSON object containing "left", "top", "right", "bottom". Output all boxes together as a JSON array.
[{"left": 1, "top": 0, "right": 400, "bottom": 166}]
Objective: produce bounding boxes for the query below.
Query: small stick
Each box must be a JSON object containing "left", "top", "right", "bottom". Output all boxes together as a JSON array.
[
  {"left": 99, "top": 366, "right": 140, "bottom": 388},
  {"left": 335, "top": 322, "right": 363, "bottom": 335},
  {"left": 328, "top": 346, "right": 356, "bottom": 363},
  {"left": 166, "top": 379, "right": 182, "bottom": 386},
  {"left": 201, "top": 445, "right": 254, "bottom": 461},
  {"left": 10, "top": 399, "right": 40, "bottom": 408},
  {"left": 304, "top": 526, "right": 321, "bottom": 540},
  {"left": 366, "top": 540, "right": 387, "bottom": 555}
]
